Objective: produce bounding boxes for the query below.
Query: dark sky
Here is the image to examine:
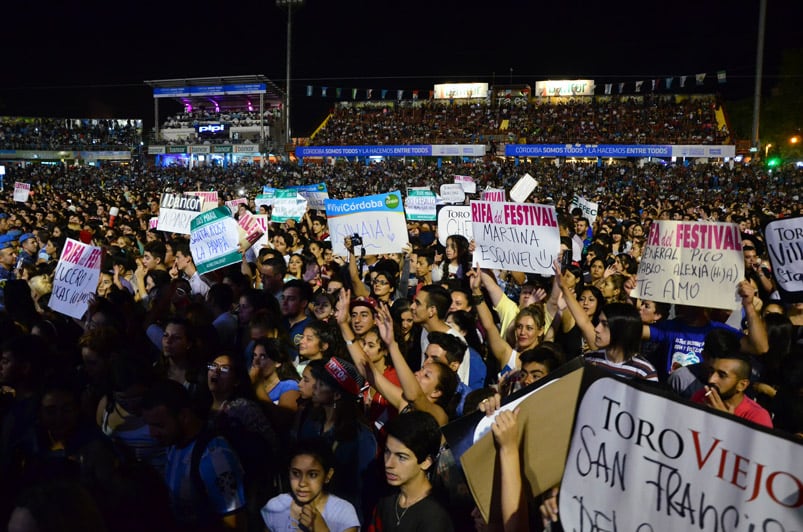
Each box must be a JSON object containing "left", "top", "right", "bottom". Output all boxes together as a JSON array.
[{"left": 1, "top": 0, "right": 800, "bottom": 136}]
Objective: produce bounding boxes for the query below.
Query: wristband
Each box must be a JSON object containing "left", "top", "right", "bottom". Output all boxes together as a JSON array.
[
  {"left": 345, "top": 339, "right": 355, "bottom": 346},
  {"left": 472, "top": 294, "right": 485, "bottom": 305}
]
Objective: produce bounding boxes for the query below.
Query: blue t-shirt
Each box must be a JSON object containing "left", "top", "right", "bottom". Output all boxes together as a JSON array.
[
  {"left": 649, "top": 319, "right": 740, "bottom": 377},
  {"left": 268, "top": 380, "right": 300, "bottom": 404}
]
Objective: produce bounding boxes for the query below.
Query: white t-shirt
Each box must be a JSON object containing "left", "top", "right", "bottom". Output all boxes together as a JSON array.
[{"left": 261, "top": 493, "right": 360, "bottom": 532}]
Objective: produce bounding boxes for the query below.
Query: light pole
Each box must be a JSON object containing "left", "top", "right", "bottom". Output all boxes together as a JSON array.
[
  {"left": 276, "top": 0, "right": 304, "bottom": 155},
  {"left": 751, "top": 0, "right": 767, "bottom": 153}
]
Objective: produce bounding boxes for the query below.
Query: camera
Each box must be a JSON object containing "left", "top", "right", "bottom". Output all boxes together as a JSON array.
[{"left": 351, "top": 233, "right": 363, "bottom": 247}]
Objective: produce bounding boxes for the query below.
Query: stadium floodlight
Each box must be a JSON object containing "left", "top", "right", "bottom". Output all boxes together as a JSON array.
[{"left": 276, "top": 0, "right": 305, "bottom": 156}]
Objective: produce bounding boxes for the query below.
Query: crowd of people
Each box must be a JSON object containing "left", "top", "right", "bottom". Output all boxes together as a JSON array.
[
  {"left": 312, "top": 95, "right": 728, "bottom": 146},
  {"left": 0, "top": 152, "right": 801, "bottom": 531},
  {"left": 0, "top": 117, "right": 142, "bottom": 151},
  {"left": 162, "top": 110, "right": 282, "bottom": 130}
]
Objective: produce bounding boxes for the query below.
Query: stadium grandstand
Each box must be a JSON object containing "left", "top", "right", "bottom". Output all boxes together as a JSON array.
[{"left": 145, "top": 75, "right": 285, "bottom": 166}]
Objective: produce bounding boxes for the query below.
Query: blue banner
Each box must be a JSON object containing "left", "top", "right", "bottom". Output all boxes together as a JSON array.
[
  {"left": 505, "top": 144, "right": 673, "bottom": 158},
  {"left": 296, "top": 145, "right": 434, "bottom": 158}
]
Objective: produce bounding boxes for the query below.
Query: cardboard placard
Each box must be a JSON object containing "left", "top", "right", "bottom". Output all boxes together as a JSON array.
[
  {"left": 13, "top": 182, "right": 30, "bottom": 202},
  {"left": 571, "top": 194, "right": 599, "bottom": 226},
  {"left": 189, "top": 207, "right": 242, "bottom": 275},
  {"left": 765, "top": 216, "right": 803, "bottom": 303},
  {"left": 471, "top": 200, "right": 560, "bottom": 275},
  {"left": 325, "top": 191, "right": 409, "bottom": 256},
  {"left": 289, "top": 183, "right": 329, "bottom": 210},
  {"left": 635, "top": 221, "right": 744, "bottom": 310},
  {"left": 454, "top": 174, "right": 477, "bottom": 194},
  {"left": 48, "top": 239, "right": 102, "bottom": 319},
  {"left": 157, "top": 193, "right": 204, "bottom": 235},
  {"left": 561, "top": 377, "right": 802, "bottom": 531},
  {"left": 509, "top": 173, "right": 538, "bottom": 203},
  {"left": 481, "top": 187, "right": 506, "bottom": 202},
  {"left": 270, "top": 190, "right": 307, "bottom": 223},
  {"left": 439, "top": 183, "right": 466, "bottom": 204},
  {"left": 405, "top": 187, "right": 437, "bottom": 221},
  {"left": 437, "top": 205, "right": 473, "bottom": 246}
]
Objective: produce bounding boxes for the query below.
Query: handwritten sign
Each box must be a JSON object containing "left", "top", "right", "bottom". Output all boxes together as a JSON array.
[
  {"left": 48, "top": 238, "right": 102, "bottom": 319},
  {"left": 189, "top": 207, "right": 241, "bottom": 275},
  {"left": 571, "top": 194, "right": 599, "bottom": 226},
  {"left": 765, "top": 216, "right": 803, "bottom": 303},
  {"left": 271, "top": 190, "right": 307, "bottom": 223},
  {"left": 255, "top": 190, "right": 275, "bottom": 210},
  {"left": 13, "top": 182, "right": 30, "bottom": 202},
  {"left": 509, "top": 173, "right": 538, "bottom": 203},
  {"left": 237, "top": 210, "right": 265, "bottom": 251},
  {"left": 244, "top": 214, "right": 270, "bottom": 264},
  {"left": 437, "top": 205, "right": 473, "bottom": 246},
  {"left": 289, "top": 183, "right": 329, "bottom": 210},
  {"left": 148, "top": 217, "right": 158, "bottom": 230},
  {"left": 325, "top": 191, "right": 409, "bottom": 256},
  {"left": 480, "top": 187, "right": 505, "bottom": 202},
  {"left": 439, "top": 184, "right": 466, "bottom": 204},
  {"left": 454, "top": 174, "right": 476, "bottom": 194},
  {"left": 471, "top": 200, "right": 559, "bottom": 275},
  {"left": 561, "top": 377, "right": 802, "bottom": 531},
  {"left": 405, "top": 187, "right": 437, "bottom": 221},
  {"left": 157, "top": 193, "right": 204, "bottom": 234},
  {"left": 225, "top": 197, "right": 248, "bottom": 211},
  {"left": 187, "top": 190, "right": 219, "bottom": 212},
  {"left": 635, "top": 221, "right": 743, "bottom": 310}
]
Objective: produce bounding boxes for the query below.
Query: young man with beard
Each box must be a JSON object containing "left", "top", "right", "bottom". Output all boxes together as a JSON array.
[{"left": 691, "top": 347, "right": 773, "bottom": 428}]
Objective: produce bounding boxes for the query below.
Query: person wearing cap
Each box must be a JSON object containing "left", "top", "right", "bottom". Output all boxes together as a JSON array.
[
  {"left": 17, "top": 233, "right": 38, "bottom": 268},
  {"left": 299, "top": 356, "right": 379, "bottom": 523}
]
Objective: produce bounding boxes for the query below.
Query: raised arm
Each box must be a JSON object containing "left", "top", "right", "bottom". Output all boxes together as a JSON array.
[
  {"left": 554, "top": 260, "right": 598, "bottom": 351},
  {"left": 492, "top": 408, "right": 528, "bottom": 532},
  {"left": 470, "top": 266, "right": 515, "bottom": 371},
  {"left": 738, "top": 280, "right": 769, "bottom": 355},
  {"left": 345, "top": 237, "right": 370, "bottom": 298},
  {"left": 375, "top": 302, "right": 448, "bottom": 426}
]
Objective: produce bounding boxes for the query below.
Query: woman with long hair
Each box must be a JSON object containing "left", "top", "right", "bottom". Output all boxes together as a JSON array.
[
  {"left": 250, "top": 337, "right": 301, "bottom": 412},
  {"left": 555, "top": 262, "right": 657, "bottom": 381},
  {"left": 441, "top": 234, "right": 472, "bottom": 281}
]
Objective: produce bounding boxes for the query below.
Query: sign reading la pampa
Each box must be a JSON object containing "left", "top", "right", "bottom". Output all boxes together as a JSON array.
[{"left": 189, "top": 206, "right": 242, "bottom": 275}]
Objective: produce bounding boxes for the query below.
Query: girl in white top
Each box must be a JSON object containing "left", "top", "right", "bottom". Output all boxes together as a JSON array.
[{"left": 262, "top": 439, "right": 360, "bottom": 532}]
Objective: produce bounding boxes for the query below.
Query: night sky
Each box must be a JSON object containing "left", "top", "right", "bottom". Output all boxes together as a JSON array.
[{"left": 1, "top": 0, "right": 800, "bottom": 136}]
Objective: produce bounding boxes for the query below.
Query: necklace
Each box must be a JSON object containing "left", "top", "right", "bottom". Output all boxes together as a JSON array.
[{"left": 395, "top": 492, "right": 425, "bottom": 525}]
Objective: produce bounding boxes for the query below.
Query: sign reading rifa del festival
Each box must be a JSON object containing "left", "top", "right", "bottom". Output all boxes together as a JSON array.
[
  {"left": 635, "top": 221, "right": 744, "bottom": 310},
  {"left": 49, "top": 238, "right": 102, "bottom": 319},
  {"left": 189, "top": 207, "right": 241, "bottom": 275},
  {"left": 471, "top": 200, "right": 560, "bottom": 275}
]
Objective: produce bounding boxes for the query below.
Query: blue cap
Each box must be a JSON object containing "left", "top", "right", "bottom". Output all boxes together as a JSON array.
[
  {"left": 0, "top": 234, "right": 15, "bottom": 250},
  {"left": 0, "top": 213, "right": 8, "bottom": 219},
  {"left": 19, "top": 233, "right": 35, "bottom": 244},
  {"left": 6, "top": 229, "right": 21, "bottom": 239}
]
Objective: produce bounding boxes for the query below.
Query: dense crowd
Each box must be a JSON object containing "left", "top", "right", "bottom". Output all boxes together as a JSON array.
[
  {"left": 162, "top": 110, "right": 282, "bottom": 130},
  {"left": 313, "top": 95, "right": 728, "bottom": 146},
  {"left": 0, "top": 155, "right": 802, "bottom": 532},
  {"left": 0, "top": 117, "right": 141, "bottom": 151}
]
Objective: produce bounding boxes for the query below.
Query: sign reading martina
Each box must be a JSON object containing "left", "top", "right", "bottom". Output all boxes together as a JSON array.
[{"left": 471, "top": 200, "right": 560, "bottom": 275}]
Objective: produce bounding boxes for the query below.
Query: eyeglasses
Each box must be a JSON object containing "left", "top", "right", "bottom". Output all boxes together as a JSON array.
[
  {"left": 207, "top": 363, "right": 232, "bottom": 373},
  {"left": 372, "top": 279, "right": 389, "bottom": 286}
]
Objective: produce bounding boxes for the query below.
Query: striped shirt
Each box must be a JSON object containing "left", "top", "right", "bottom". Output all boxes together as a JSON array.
[{"left": 584, "top": 350, "right": 659, "bottom": 381}]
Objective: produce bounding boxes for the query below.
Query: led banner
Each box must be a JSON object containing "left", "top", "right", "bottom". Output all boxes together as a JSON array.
[
  {"left": 535, "top": 79, "right": 595, "bottom": 97},
  {"left": 295, "top": 145, "right": 486, "bottom": 158},
  {"left": 671, "top": 145, "right": 736, "bottom": 158},
  {"left": 506, "top": 144, "right": 673, "bottom": 157},
  {"left": 433, "top": 83, "right": 489, "bottom": 99},
  {"left": 153, "top": 83, "right": 267, "bottom": 98}
]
